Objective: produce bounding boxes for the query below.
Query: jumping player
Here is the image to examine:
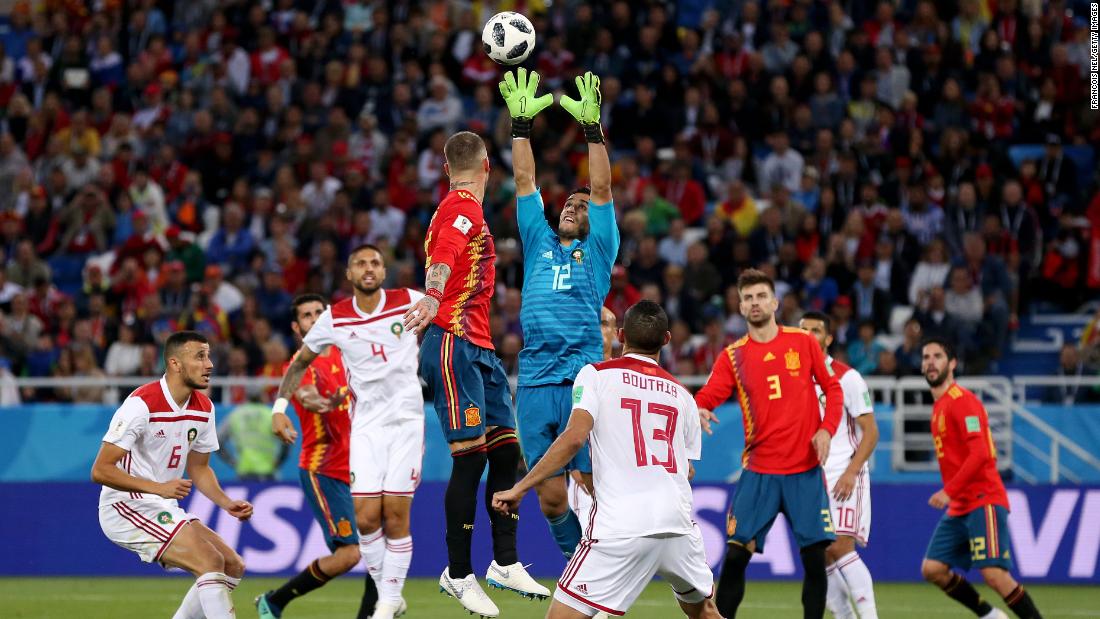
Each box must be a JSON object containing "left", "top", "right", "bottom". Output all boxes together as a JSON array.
[
  {"left": 493, "top": 301, "right": 720, "bottom": 619},
  {"left": 800, "top": 311, "right": 880, "bottom": 619},
  {"left": 271, "top": 246, "right": 426, "bottom": 619},
  {"left": 695, "top": 269, "right": 843, "bottom": 619},
  {"left": 92, "top": 331, "right": 253, "bottom": 619},
  {"left": 404, "top": 131, "right": 548, "bottom": 616},
  {"left": 255, "top": 294, "right": 367, "bottom": 619},
  {"left": 499, "top": 67, "right": 618, "bottom": 559},
  {"left": 920, "top": 337, "right": 1043, "bottom": 619}
]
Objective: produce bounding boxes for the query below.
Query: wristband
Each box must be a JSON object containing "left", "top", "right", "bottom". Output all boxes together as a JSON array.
[
  {"left": 272, "top": 397, "right": 289, "bottom": 416},
  {"left": 582, "top": 122, "right": 604, "bottom": 144},
  {"left": 426, "top": 288, "right": 444, "bottom": 303},
  {"left": 511, "top": 116, "right": 533, "bottom": 139}
]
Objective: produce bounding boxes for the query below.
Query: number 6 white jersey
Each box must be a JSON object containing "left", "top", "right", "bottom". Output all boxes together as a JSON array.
[
  {"left": 303, "top": 289, "right": 425, "bottom": 428},
  {"left": 98, "top": 377, "right": 218, "bottom": 508},
  {"left": 571, "top": 353, "right": 701, "bottom": 540}
]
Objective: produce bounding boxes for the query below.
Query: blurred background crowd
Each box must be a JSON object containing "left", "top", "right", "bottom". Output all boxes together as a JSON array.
[{"left": 0, "top": 0, "right": 1097, "bottom": 408}]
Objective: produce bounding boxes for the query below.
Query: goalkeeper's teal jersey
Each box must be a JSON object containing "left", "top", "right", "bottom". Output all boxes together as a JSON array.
[{"left": 517, "top": 190, "right": 618, "bottom": 386}]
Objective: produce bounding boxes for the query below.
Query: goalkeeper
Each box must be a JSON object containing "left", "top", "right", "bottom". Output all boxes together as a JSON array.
[{"left": 499, "top": 68, "right": 619, "bottom": 558}]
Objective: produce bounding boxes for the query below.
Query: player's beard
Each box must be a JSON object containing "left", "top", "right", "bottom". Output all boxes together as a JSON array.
[
  {"left": 353, "top": 280, "right": 382, "bottom": 296},
  {"left": 183, "top": 373, "right": 209, "bottom": 391},
  {"left": 924, "top": 367, "right": 948, "bottom": 388},
  {"left": 747, "top": 312, "right": 774, "bottom": 328}
]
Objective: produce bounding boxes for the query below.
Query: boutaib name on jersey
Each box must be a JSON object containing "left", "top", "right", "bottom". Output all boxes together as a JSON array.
[{"left": 619, "top": 371, "right": 679, "bottom": 397}]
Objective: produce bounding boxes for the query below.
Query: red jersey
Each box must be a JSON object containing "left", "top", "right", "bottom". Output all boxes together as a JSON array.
[
  {"left": 290, "top": 346, "right": 352, "bottom": 483},
  {"left": 931, "top": 383, "right": 1009, "bottom": 516},
  {"left": 695, "top": 327, "right": 843, "bottom": 474},
  {"left": 424, "top": 189, "right": 496, "bottom": 349}
]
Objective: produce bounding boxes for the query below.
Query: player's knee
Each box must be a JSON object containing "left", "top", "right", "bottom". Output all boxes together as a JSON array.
[
  {"left": 826, "top": 536, "right": 855, "bottom": 562},
  {"left": 194, "top": 540, "right": 225, "bottom": 574},
  {"left": 357, "top": 511, "right": 382, "bottom": 534},
  {"left": 381, "top": 510, "right": 411, "bottom": 538},
  {"left": 921, "top": 559, "right": 948, "bottom": 584},
  {"left": 334, "top": 544, "right": 361, "bottom": 573},
  {"left": 981, "top": 567, "right": 1015, "bottom": 591},
  {"left": 222, "top": 549, "right": 245, "bottom": 578},
  {"left": 535, "top": 478, "right": 569, "bottom": 516}
]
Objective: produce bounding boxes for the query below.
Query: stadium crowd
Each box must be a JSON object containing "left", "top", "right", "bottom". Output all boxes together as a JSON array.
[{"left": 0, "top": 0, "right": 1097, "bottom": 405}]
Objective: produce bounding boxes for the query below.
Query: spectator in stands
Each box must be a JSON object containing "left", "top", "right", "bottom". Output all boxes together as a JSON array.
[
  {"left": 205, "top": 202, "right": 254, "bottom": 274},
  {"left": 103, "top": 320, "right": 142, "bottom": 377},
  {"left": 909, "top": 239, "right": 951, "bottom": 310},
  {"left": 1045, "top": 343, "right": 1095, "bottom": 405},
  {"left": 851, "top": 259, "right": 891, "bottom": 333},
  {"left": 6, "top": 239, "right": 50, "bottom": 289},
  {"left": 847, "top": 319, "right": 883, "bottom": 376},
  {"left": 760, "top": 131, "right": 804, "bottom": 194},
  {"left": 895, "top": 318, "right": 925, "bottom": 376},
  {"left": 59, "top": 186, "right": 114, "bottom": 255}
]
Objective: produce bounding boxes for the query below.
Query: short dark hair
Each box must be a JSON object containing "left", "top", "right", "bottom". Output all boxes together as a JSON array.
[
  {"left": 801, "top": 310, "right": 832, "bottom": 333},
  {"left": 443, "top": 131, "right": 487, "bottom": 173},
  {"left": 348, "top": 243, "right": 384, "bottom": 264},
  {"left": 164, "top": 331, "right": 208, "bottom": 363},
  {"left": 568, "top": 187, "right": 591, "bottom": 198},
  {"left": 622, "top": 300, "right": 669, "bottom": 354},
  {"left": 291, "top": 293, "right": 326, "bottom": 323},
  {"left": 737, "top": 268, "right": 775, "bottom": 293},
  {"left": 921, "top": 336, "right": 957, "bottom": 361}
]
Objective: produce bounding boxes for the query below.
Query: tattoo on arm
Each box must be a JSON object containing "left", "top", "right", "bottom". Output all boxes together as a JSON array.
[
  {"left": 277, "top": 353, "right": 313, "bottom": 401},
  {"left": 449, "top": 181, "right": 475, "bottom": 190},
  {"left": 426, "top": 263, "right": 451, "bottom": 293}
]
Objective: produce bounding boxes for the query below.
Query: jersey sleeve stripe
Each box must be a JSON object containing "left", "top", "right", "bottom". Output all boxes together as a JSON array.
[{"left": 728, "top": 347, "right": 754, "bottom": 469}]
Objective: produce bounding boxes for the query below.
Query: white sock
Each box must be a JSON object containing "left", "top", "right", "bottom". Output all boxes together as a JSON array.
[
  {"left": 225, "top": 575, "right": 241, "bottom": 591},
  {"left": 381, "top": 535, "right": 413, "bottom": 603},
  {"left": 196, "top": 571, "right": 236, "bottom": 618},
  {"left": 837, "top": 551, "right": 878, "bottom": 619},
  {"left": 825, "top": 563, "right": 855, "bottom": 618},
  {"left": 172, "top": 581, "right": 203, "bottom": 619},
  {"left": 359, "top": 529, "right": 386, "bottom": 587}
]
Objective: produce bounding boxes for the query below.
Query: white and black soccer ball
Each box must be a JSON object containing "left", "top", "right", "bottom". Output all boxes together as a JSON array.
[{"left": 482, "top": 11, "right": 536, "bottom": 65}]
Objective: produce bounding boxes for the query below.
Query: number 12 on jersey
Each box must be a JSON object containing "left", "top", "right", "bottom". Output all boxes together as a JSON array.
[
  {"left": 621, "top": 398, "right": 679, "bottom": 473},
  {"left": 551, "top": 264, "right": 572, "bottom": 290}
]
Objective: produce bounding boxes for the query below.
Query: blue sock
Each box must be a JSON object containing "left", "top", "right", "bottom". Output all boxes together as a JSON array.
[{"left": 547, "top": 510, "right": 582, "bottom": 558}]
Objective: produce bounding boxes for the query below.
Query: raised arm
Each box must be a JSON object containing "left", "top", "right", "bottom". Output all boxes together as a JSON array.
[
  {"left": 271, "top": 344, "right": 320, "bottom": 444},
  {"left": 561, "top": 72, "right": 612, "bottom": 205},
  {"left": 499, "top": 67, "right": 553, "bottom": 198}
]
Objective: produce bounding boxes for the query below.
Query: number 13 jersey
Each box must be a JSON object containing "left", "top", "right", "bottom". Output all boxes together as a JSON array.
[
  {"left": 571, "top": 354, "right": 701, "bottom": 540},
  {"left": 303, "top": 289, "right": 425, "bottom": 428}
]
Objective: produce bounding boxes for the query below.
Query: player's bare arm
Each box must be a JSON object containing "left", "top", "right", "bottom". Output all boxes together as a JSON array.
[
  {"left": 294, "top": 383, "right": 347, "bottom": 414},
  {"left": 834, "top": 414, "right": 879, "bottom": 501},
  {"left": 403, "top": 262, "right": 449, "bottom": 333},
  {"left": 271, "top": 345, "right": 320, "bottom": 443},
  {"left": 92, "top": 441, "right": 192, "bottom": 499},
  {"left": 510, "top": 119, "right": 537, "bottom": 196},
  {"left": 186, "top": 451, "right": 253, "bottom": 521},
  {"left": 492, "top": 409, "right": 594, "bottom": 514}
]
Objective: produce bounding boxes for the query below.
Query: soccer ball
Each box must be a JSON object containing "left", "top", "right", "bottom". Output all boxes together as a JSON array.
[{"left": 482, "top": 12, "right": 536, "bottom": 65}]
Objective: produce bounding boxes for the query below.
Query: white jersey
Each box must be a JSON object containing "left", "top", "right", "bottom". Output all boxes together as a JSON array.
[
  {"left": 99, "top": 378, "right": 218, "bottom": 508},
  {"left": 814, "top": 357, "right": 874, "bottom": 475},
  {"left": 571, "top": 353, "right": 701, "bottom": 540},
  {"left": 303, "top": 289, "right": 424, "bottom": 427}
]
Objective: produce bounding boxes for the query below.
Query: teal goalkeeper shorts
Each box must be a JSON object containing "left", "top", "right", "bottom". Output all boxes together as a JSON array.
[
  {"left": 925, "top": 504, "right": 1013, "bottom": 571},
  {"left": 727, "top": 467, "right": 836, "bottom": 552}
]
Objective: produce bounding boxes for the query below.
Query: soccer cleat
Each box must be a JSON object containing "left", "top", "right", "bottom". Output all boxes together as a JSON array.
[
  {"left": 485, "top": 560, "right": 551, "bottom": 600},
  {"left": 594, "top": 613, "right": 612, "bottom": 619},
  {"left": 979, "top": 610, "right": 1009, "bottom": 619},
  {"left": 371, "top": 597, "right": 408, "bottom": 619},
  {"left": 439, "top": 568, "right": 500, "bottom": 618},
  {"left": 254, "top": 591, "right": 283, "bottom": 618}
]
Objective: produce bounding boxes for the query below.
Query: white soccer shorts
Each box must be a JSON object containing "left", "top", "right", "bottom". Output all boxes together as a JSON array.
[
  {"left": 824, "top": 465, "right": 872, "bottom": 545},
  {"left": 350, "top": 417, "right": 424, "bottom": 498},
  {"left": 99, "top": 498, "right": 197, "bottom": 564},
  {"left": 554, "top": 525, "right": 714, "bottom": 617}
]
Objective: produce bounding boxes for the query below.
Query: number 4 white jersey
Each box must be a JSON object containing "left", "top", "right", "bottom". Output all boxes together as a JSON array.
[
  {"left": 99, "top": 378, "right": 218, "bottom": 508},
  {"left": 814, "top": 357, "right": 874, "bottom": 476},
  {"left": 571, "top": 353, "right": 701, "bottom": 540},
  {"left": 303, "top": 289, "right": 425, "bottom": 427}
]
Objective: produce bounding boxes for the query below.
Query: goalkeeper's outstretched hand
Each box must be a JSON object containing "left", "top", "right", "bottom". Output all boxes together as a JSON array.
[
  {"left": 498, "top": 67, "right": 553, "bottom": 120},
  {"left": 559, "top": 71, "right": 602, "bottom": 125}
]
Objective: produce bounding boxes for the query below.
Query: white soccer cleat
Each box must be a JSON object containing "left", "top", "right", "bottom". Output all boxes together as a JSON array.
[
  {"left": 370, "top": 597, "right": 408, "bottom": 619},
  {"left": 485, "top": 560, "right": 551, "bottom": 600},
  {"left": 439, "top": 568, "right": 500, "bottom": 617},
  {"left": 594, "top": 612, "right": 612, "bottom": 619},
  {"left": 979, "top": 609, "right": 1009, "bottom": 619}
]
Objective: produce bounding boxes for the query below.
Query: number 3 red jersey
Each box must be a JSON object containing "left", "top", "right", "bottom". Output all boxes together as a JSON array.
[
  {"left": 931, "top": 383, "right": 1009, "bottom": 516},
  {"left": 424, "top": 189, "right": 497, "bottom": 350},
  {"left": 695, "top": 327, "right": 843, "bottom": 475}
]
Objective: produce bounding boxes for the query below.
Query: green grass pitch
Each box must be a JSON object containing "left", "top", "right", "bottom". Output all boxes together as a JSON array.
[{"left": 1, "top": 577, "right": 1097, "bottom": 617}]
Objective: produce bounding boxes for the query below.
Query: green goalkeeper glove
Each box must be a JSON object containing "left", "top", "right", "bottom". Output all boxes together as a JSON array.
[
  {"left": 559, "top": 71, "right": 604, "bottom": 143},
  {"left": 498, "top": 67, "right": 553, "bottom": 139}
]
